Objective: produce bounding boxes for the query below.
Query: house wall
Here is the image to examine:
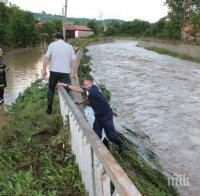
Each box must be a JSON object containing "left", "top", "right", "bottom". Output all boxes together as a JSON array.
[
  {"left": 75, "top": 31, "right": 79, "bottom": 38},
  {"left": 78, "top": 31, "right": 94, "bottom": 38}
]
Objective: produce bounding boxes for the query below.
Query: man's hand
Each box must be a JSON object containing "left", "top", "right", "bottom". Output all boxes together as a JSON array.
[
  {"left": 41, "top": 69, "right": 47, "bottom": 79},
  {"left": 75, "top": 101, "right": 84, "bottom": 105},
  {"left": 57, "top": 82, "right": 68, "bottom": 88}
]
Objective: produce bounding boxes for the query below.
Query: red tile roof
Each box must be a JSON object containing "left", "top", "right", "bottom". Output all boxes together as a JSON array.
[{"left": 65, "top": 25, "right": 93, "bottom": 31}]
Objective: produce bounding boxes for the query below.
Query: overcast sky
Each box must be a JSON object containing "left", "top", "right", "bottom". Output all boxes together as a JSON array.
[{"left": 9, "top": 0, "right": 168, "bottom": 22}]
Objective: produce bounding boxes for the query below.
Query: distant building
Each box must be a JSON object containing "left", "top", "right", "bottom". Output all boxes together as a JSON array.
[{"left": 65, "top": 25, "right": 94, "bottom": 38}]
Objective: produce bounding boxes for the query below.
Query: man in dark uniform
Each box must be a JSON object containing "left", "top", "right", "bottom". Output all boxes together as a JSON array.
[
  {"left": 57, "top": 77, "right": 125, "bottom": 153},
  {"left": 0, "top": 48, "right": 7, "bottom": 105}
]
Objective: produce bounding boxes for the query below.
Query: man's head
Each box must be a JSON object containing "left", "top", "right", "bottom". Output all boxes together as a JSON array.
[
  {"left": 83, "top": 77, "right": 94, "bottom": 89},
  {"left": 54, "top": 33, "right": 64, "bottom": 40},
  {"left": 0, "top": 47, "right": 3, "bottom": 57}
]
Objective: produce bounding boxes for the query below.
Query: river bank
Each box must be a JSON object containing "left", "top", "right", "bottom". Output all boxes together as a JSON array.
[
  {"left": 0, "top": 80, "right": 86, "bottom": 195},
  {"left": 138, "top": 40, "right": 200, "bottom": 61}
]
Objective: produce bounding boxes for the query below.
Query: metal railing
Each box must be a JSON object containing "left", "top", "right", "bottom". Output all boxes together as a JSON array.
[{"left": 58, "top": 87, "right": 141, "bottom": 196}]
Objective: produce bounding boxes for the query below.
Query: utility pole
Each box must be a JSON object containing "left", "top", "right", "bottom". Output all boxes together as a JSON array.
[{"left": 62, "top": 0, "right": 68, "bottom": 41}]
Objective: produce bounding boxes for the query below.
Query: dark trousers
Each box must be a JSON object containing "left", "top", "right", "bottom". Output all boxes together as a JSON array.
[
  {"left": 0, "top": 88, "right": 4, "bottom": 100},
  {"left": 93, "top": 112, "right": 122, "bottom": 146},
  {"left": 47, "top": 71, "right": 71, "bottom": 109}
]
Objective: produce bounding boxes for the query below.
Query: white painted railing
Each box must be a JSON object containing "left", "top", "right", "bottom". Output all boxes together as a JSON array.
[{"left": 58, "top": 87, "right": 141, "bottom": 196}]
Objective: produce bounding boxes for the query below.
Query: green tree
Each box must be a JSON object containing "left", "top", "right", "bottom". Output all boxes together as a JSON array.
[
  {"left": 39, "top": 20, "right": 62, "bottom": 44},
  {"left": 0, "top": 2, "right": 11, "bottom": 47},
  {"left": 165, "top": 0, "right": 200, "bottom": 39},
  {"left": 87, "top": 20, "right": 102, "bottom": 35},
  {"left": 0, "top": 2, "right": 40, "bottom": 48},
  {"left": 105, "top": 21, "right": 122, "bottom": 36},
  {"left": 10, "top": 6, "right": 40, "bottom": 47}
]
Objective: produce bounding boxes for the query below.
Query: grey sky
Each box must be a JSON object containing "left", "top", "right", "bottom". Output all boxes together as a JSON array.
[{"left": 9, "top": 0, "right": 168, "bottom": 22}]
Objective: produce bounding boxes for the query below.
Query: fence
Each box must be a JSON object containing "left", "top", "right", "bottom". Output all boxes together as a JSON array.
[{"left": 58, "top": 87, "right": 141, "bottom": 196}]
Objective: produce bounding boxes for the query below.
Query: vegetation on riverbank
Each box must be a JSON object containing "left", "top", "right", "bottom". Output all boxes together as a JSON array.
[
  {"left": 0, "top": 81, "right": 86, "bottom": 195},
  {"left": 145, "top": 46, "right": 200, "bottom": 63},
  {"left": 1, "top": 0, "right": 199, "bottom": 50},
  {"left": 0, "top": 1, "right": 63, "bottom": 50},
  {"left": 69, "top": 37, "right": 114, "bottom": 49},
  {"left": 0, "top": 2, "right": 40, "bottom": 49},
  {"left": 78, "top": 46, "right": 179, "bottom": 195}
]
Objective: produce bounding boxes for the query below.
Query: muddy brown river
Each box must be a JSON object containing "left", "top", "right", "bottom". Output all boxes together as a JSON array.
[
  {"left": 2, "top": 41, "right": 200, "bottom": 195},
  {"left": 3, "top": 48, "right": 44, "bottom": 105},
  {"left": 88, "top": 41, "right": 200, "bottom": 195}
]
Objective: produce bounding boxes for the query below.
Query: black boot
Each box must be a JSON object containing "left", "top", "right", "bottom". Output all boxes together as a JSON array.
[
  {"left": 103, "top": 138, "right": 110, "bottom": 150},
  {"left": 46, "top": 92, "right": 54, "bottom": 115}
]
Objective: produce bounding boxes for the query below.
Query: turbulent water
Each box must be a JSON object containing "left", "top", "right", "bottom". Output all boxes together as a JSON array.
[
  {"left": 88, "top": 41, "right": 200, "bottom": 195},
  {"left": 4, "top": 48, "right": 44, "bottom": 105}
]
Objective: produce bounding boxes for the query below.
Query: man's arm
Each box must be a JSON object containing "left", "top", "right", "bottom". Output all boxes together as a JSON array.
[
  {"left": 75, "top": 98, "right": 89, "bottom": 105},
  {"left": 70, "top": 46, "right": 78, "bottom": 80},
  {"left": 42, "top": 56, "right": 49, "bottom": 78},
  {"left": 57, "top": 82, "right": 84, "bottom": 93},
  {"left": 42, "top": 44, "right": 51, "bottom": 78}
]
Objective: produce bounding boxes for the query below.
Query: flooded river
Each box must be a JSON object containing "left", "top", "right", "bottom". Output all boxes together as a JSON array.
[
  {"left": 88, "top": 41, "right": 200, "bottom": 195},
  {"left": 2, "top": 41, "right": 200, "bottom": 195},
  {"left": 4, "top": 48, "right": 44, "bottom": 105}
]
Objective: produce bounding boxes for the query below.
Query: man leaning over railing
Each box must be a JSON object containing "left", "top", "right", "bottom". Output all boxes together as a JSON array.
[{"left": 57, "top": 76, "right": 125, "bottom": 154}]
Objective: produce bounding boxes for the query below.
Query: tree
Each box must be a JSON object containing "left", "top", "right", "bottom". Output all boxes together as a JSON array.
[
  {"left": 87, "top": 20, "right": 102, "bottom": 35},
  {"left": 165, "top": 0, "right": 200, "bottom": 39},
  {"left": 39, "top": 20, "right": 62, "bottom": 44},
  {"left": 9, "top": 6, "right": 40, "bottom": 47},
  {"left": 105, "top": 21, "right": 122, "bottom": 36}
]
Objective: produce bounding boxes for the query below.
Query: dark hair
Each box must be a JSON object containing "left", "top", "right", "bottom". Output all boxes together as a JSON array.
[
  {"left": 55, "top": 33, "right": 64, "bottom": 40},
  {"left": 83, "top": 76, "right": 94, "bottom": 82}
]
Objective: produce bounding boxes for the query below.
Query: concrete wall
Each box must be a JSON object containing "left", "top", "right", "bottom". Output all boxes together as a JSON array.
[
  {"left": 138, "top": 41, "right": 200, "bottom": 59},
  {"left": 78, "top": 31, "right": 94, "bottom": 38}
]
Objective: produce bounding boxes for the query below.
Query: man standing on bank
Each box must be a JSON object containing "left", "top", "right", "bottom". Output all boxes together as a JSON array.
[
  {"left": 42, "top": 33, "right": 78, "bottom": 114},
  {"left": 57, "top": 77, "right": 125, "bottom": 153},
  {"left": 0, "top": 47, "right": 8, "bottom": 105}
]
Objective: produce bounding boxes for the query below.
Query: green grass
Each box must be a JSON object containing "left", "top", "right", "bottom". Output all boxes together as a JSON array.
[
  {"left": 0, "top": 80, "right": 86, "bottom": 195},
  {"left": 69, "top": 37, "right": 113, "bottom": 49},
  {"left": 110, "top": 135, "right": 178, "bottom": 196},
  {"left": 145, "top": 46, "right": 200, "bottom": 63}
]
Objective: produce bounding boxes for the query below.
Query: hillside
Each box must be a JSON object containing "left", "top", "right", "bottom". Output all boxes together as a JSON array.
[{"left": 33, "top": 11, "right": 124, "bottom": 25}]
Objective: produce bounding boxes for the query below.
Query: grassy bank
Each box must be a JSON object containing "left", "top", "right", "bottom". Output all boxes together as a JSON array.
[
  {"left": 0, "top": 81, "right": 86, "bottom": 195},
  {"left": 78, "top": 48, "right": 178, "bottom": 195},
  {"left": 145, "top": 46, "right": 200, "bottom": 64},
  {"left": 69, "top": 37, "right": 114, "bottom": 49}
]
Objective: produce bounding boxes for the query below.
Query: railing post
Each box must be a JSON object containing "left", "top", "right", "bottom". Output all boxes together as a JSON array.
[
  {"left": 84, "top": 142, "right": 95, "bottom": 196},
  {"left": 93, "top": 154, "right": 111, "bottom": 196},
  {"left": 58, "top": 91, "right": 68, "bottom": 125}
]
